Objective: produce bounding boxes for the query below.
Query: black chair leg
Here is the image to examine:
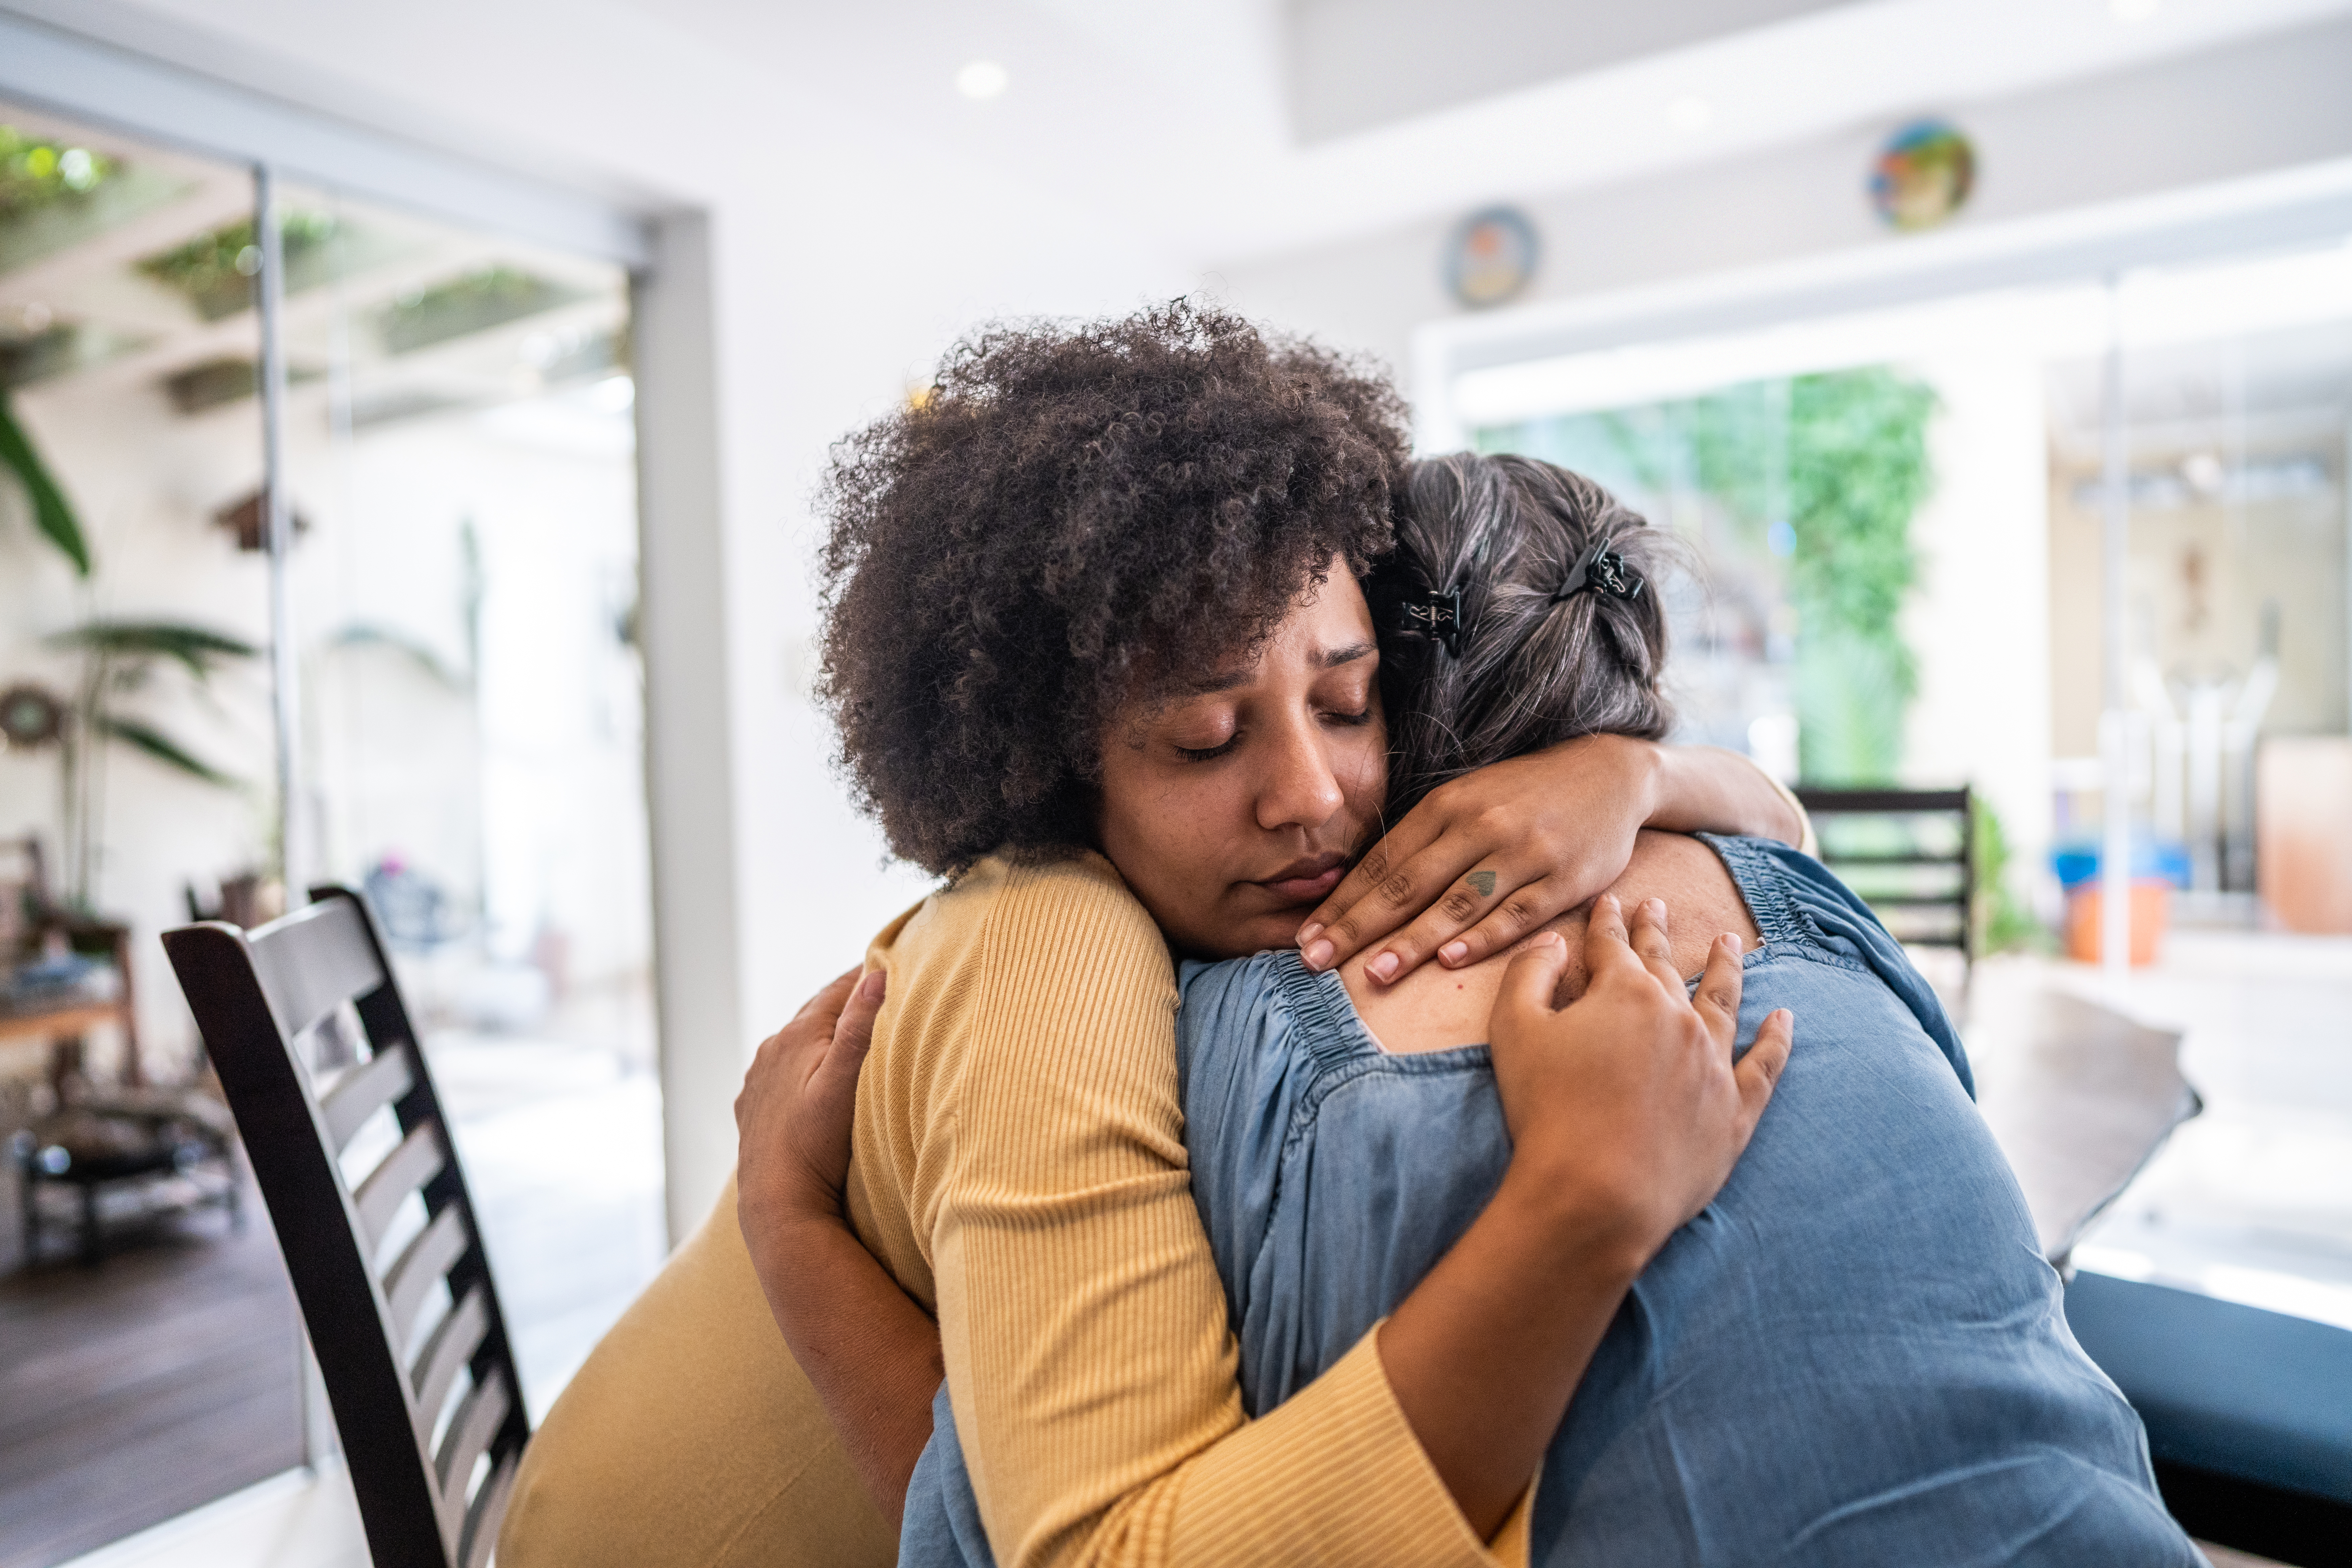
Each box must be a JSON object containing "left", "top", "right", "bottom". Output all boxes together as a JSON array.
[{"left": 80, "top": 1182, "right": 101, "bottom": 1267}]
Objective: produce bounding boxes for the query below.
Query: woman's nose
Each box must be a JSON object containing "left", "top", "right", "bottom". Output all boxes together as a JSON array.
[{"left": 1255, "top": 720, "right": 1345, "bottom": 832}]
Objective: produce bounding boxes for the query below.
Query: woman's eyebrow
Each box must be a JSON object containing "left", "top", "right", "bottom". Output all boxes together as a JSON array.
[{"left": 1175, "top": 640, "right": 1373, "bottom": 696}]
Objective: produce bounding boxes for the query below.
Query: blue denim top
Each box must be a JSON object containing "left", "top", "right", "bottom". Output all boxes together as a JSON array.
[{"left": 898, "top": 836, "right": 2196, "bottom": 1567}]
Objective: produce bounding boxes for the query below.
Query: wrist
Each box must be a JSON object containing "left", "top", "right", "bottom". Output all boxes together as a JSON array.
[
  {"left": 1492, "top": 1159, "right": 1654, "bottom": 1289},
  {"left": 746, "top": 1208, "right": 862, "bottom": 1315},
  {"left": 1619, "top": 735, "right": 1667, "bottom": 827},
  {"left": 740, "top": 1169, "right": 848, "bottom": 1244}
]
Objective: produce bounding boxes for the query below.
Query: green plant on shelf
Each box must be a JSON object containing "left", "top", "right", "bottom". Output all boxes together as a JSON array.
[
  {"left": 135, "top": 212, "right": 341, "bottom": 322},
  {"left": 44, "top": 619, "right": 261, "bottom": 912},
  {"left": 0, "top": 126, "right": 111, "bottom": 221},
  {"left": 2, "top": 380, "right": 260, "bottom": 910}
]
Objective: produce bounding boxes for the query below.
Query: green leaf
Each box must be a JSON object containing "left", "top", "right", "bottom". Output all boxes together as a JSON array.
[
  {"left": 48, "top": 618, "right": 260, "bottom": 677},
  {"left": 0, "top": 384, "right": 91, "bottom": 576},
  {"left": 89, "top": 712, "right": 240, "bottom": 786}
]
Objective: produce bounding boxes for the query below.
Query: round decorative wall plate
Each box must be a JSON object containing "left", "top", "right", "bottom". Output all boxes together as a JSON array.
[
  {"left": 1870, "top": 119, "right": 1975, "bottom": 232},
  {"left": 1445, "top": 206, "right": 1539, "bottom": 309}
]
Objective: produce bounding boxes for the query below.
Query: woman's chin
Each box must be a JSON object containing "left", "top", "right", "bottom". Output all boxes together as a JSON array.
[{"left": 1207, "top": 911, "right": 1310, "bottom": 962}]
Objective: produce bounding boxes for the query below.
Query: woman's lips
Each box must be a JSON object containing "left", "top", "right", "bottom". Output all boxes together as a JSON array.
[{"left": 1259, "top": 862, "right": 1346, "bottom": 903}]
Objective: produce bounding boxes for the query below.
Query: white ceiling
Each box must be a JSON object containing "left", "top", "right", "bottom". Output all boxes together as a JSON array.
[
  {"left": 624, "top": 0, "right": 2352, "bottom": 265},
  {"left": 18, "top": 0, "right": 2352, "bottom": 281},
  {"left": 1287, "top": 0, "right": 1858, "bottom": 142}
]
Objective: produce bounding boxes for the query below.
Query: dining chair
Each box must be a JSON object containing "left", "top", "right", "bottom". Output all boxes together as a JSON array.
[
  {"left": 1795, "top": 785, "right": 1975, "bottom": 987},
  {"left": 163, "top": 886, "right": 526, "bottom": 1568}
]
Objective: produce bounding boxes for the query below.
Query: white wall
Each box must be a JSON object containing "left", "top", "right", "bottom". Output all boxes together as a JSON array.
[
  {"left": 1901, "top": 353, "right": 2054, "bottom": 903},
  {"left": 1213, "top": 12, "right": 2352, "bottom": 382}
]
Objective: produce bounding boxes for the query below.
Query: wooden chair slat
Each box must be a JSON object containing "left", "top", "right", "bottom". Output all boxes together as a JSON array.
[
  {"left": 458, "top": 1449, "right": 520, "bottom": 1568},
  {"left": 385, "top": 1204, "right": 471, "bottom": 1360},
  {"left": 413, "top": 1283, "right": 490, "bottom": 1444},
  {"left": 323, "top": 1042, "right": 417, "bottom": 1153},
  {"left": 355, "top": 1123, "right": 447, "bottom": 1254},
  {"left": 246, "top": 897, "right": 387, "bottom": 1042},
  {"left": 435, "top": 1365, "right": 511, "bottom": 1498}
]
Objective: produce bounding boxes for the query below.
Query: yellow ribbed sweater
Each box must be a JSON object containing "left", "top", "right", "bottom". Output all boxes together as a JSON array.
[{"left": 845, "top": 851, "right": 1516, "bottom": 1568}]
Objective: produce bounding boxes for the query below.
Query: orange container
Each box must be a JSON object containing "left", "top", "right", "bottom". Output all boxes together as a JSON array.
[{"left": 2064, "top": 879, "right": 2170, "bottom": 966}]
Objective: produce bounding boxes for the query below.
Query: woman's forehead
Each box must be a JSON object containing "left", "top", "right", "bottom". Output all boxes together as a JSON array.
[{"left": 1187, "top": 576, "right": 1376, "bottom": 690}]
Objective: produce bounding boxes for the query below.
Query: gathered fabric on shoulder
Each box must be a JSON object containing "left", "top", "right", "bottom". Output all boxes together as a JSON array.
[{"left": 1175, "top": 834, "right": 2195, "bottom": 1566}]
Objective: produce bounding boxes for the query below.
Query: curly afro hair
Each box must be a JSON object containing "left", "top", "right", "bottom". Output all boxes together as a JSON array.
[{"left": 816, "top": 301, "right": 1407, "bottom": 876}]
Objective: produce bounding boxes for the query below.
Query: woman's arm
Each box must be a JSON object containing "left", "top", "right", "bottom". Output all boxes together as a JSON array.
[
  {"left": 1297, "top": 736, "right": 1805, "bottom": 981},
  {"left": 739, "top": 883, "right": 1792, "bottom": 1555},
  {"left": 736, "top": 969, "right": 942, "bottom": 1527}
]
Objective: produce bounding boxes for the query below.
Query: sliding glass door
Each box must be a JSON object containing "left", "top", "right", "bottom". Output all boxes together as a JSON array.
[{"left": 0, "top": 92, "right": 662, "bottom": 1566}]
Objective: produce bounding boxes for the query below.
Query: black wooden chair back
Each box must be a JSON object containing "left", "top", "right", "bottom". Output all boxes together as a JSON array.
[
  {"left": 162, "top": 886, "right": 526, "bottom": 1568},
  {"left": 1794, "top": 785, "right": 1975, "bottom": 979}
]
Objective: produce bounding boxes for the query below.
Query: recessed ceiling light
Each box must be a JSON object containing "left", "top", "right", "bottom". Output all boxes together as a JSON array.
[
  {"left": 956, "top": 60, "right": 1010, "bottom": 101},
  {"left": 1667, "top": 94, "right": 1714, "bottom": 134},
  {"left": 2108, "top": 0, "right": 2159, "bottom": 20}
]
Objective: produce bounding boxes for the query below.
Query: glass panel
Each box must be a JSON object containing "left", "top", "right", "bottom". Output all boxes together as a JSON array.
[
  {"left": 1463, "top": 245, "right": 2352, "bottom": 1328},
  {"left": 2051, "top": 248, "right": 2352, "bottom": 1333},
  {"left": 0, "top": 103, "right": 296, "bottom": 1561},
  {"left": 276, "top": 180, "right": 662, "bottom": 1419}
]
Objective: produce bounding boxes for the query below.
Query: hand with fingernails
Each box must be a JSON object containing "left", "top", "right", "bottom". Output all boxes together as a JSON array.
[
  {"left": 1485, "top": 893, "right": 1795, "bottom": 1268},
  {"left": 1296, "top": 735, "right": 1805, "bottom": 986}
]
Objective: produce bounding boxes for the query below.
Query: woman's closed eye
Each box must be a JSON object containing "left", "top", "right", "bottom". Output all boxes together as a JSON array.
[
  {"left": 1174, "top": 700, "right": 1373, "bottom": 764},
  {"left": 1175, "top": 733, "right": 1241, "bottom": 763}
]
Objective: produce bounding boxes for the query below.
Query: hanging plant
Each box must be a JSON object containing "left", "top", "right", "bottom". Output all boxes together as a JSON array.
[
  {"left": 0, "top": 126, "right": 111, "bottom": 220},
  {"left": 135, "top": 212, "right": 340, "bottom": 322}
]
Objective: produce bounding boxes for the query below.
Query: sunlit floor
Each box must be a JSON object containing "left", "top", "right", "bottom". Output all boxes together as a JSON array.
[{"left": 1967, "top": 930, "right": 2352, "bottom": 1331}]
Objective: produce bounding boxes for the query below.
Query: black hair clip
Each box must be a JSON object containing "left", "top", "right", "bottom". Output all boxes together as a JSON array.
[
  {"left": 1404, "top": 583, "right": 1466, "bottom": 657},
  {"left": 1552, "top": 537, "right": 1643, "bottom": 604}
]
